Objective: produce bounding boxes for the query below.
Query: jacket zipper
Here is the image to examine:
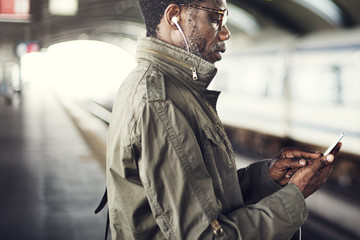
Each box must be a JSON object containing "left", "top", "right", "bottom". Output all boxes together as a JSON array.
[{"left": 139, "top": 48, "right": 198, "bottom": 81}]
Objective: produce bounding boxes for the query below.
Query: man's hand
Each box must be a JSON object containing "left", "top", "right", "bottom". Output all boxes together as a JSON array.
[
  {"left": 268, "top": 148, "right": 322, "bottom": 186},
  {"left": 290, "top": 142, "right": 342, "bottom": 198}
]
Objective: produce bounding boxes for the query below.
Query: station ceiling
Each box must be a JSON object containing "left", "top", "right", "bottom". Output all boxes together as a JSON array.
[
  {"left": 2, "top": 0, "right": 360, "bottom": 46},
  {"left": 229, "top": 0, "right": 360, "bottom": 34}
]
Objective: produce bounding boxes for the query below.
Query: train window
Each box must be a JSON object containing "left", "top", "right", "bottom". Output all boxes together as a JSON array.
[
  {"left": 290, "top": 64, "right": 341, "bottom": 105},
  {"left": 214, "top": 51, "right": 285, "bottom": 99},
  {"left": 290, "top": 47, "right": 360, "bottom": 107}
]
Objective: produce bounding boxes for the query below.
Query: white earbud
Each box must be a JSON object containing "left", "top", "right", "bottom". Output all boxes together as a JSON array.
[
  {"left": 171, "top": 15, "right": 190, "bottom": 52},
  {"left": 171, "top": 16, "right": 178, "bottom": 23}
]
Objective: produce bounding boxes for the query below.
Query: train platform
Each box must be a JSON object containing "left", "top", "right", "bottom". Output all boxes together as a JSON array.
[
  {"left": 0, "top": 83, "right": 359, "bottom": 240},
  {"left": 0, "top": 84, "right": 107, "bottom": 240}
]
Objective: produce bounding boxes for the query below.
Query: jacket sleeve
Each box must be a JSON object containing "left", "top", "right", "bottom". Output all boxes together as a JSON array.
[
  {"left": 138, "top": 100, "right": 307, "bottom": 240},
  {"left": 237, "top": 160, "right": 282, "bottom": 205}
]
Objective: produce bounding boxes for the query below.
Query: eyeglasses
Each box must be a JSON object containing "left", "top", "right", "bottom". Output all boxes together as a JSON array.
[{"left": 179, "top": 4, "right": 228, "bottom": 31}]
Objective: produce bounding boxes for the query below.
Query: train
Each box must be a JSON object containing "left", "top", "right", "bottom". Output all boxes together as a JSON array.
[{"left": 212, "top": 27, "right": 360, "bottom": 158}]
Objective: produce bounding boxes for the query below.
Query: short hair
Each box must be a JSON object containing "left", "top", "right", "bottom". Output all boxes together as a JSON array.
[{"left": 138, "top": 0, "right": 206, "bottom": 37}]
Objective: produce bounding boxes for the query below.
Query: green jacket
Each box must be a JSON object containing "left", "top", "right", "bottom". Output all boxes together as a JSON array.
[{"left": 106, "top": 37, "right": 307, "bottom": 240}]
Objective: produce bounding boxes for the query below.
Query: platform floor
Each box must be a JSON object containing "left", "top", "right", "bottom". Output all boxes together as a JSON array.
[
  {"left": 1, "top": 83, "right": 359, "bottom": 240},
  {"left": 0, "top": 84, "right": 107, "bottom": 240}
]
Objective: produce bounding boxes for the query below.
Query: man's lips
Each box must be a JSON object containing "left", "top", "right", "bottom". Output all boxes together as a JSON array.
[
  {"left": 216, "top": 48, "right": 226, "bottom": 53},
  {"left": 212, "top": 51, "right": 223, "bottom": 62},
  {"left": 211, "top": 44, "right": 226, "bottom": 62},
  {"left": 212, "top": 42, "right": 226, "bottom": 53}
]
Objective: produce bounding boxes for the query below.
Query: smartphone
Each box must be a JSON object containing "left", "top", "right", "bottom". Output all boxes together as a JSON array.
[{"left": 323, "top": 132, "right": 345, "bottom": 155}]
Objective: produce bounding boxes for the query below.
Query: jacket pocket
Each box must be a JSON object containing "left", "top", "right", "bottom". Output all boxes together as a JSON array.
[
  {"left": 201, "top": 124, "right": 239, "bottom": 212},
  {"left": 201, "top": 124, "right": 235, "bottom": 166}
]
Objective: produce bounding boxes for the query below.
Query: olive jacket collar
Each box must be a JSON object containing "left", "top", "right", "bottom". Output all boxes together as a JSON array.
[{"left": 136, "top": 37, "right": 218, "bottom": 91}]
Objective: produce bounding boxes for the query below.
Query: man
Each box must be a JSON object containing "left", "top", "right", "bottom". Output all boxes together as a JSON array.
[{"left": 106, "top": 0, "right": 341, "bottom": 239}]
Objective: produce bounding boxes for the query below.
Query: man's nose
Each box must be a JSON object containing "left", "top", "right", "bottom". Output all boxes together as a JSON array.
[{"left": 219, "top": 25, "right": 231, "bottom": 41}]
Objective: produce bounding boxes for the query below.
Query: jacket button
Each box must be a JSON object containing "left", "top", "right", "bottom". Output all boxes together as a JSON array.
[{"left": 211, "top": 219, "right": 224, "bottom": 236}]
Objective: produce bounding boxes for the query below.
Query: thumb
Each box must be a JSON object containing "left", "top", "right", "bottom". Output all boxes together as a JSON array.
[
  {"left": 325, "top": 154, "right": 334, "bottom": 163},
  {"left": 312, "top": 154, "right": 334, "bottom": 170}
]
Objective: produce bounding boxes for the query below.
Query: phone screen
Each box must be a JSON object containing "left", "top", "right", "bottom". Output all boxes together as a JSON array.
[{"left": 323, "top": 132, "right": 345, "bottom": 155}]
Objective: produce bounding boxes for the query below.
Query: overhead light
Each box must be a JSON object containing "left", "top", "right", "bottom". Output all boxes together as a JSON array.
[{"left": 49, "top": 0, "right": 78, "bottom": 16}]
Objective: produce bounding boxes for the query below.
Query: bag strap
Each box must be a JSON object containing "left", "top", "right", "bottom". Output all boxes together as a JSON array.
[
  {"left": 95, "top": 188, "right": 109, "bottom": 240},
  {"left": 95, "top": 188, "right": 107, "bottom": 213}
]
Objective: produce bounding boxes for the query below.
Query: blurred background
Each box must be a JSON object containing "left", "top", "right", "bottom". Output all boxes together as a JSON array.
[{"left": 0, "top": 0, "right": 359, "bottom": 239}]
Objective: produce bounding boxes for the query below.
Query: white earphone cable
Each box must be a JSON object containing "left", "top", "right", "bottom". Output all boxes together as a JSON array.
[
  {"left": 171, "top": 16, "right": 197, "bottom": 80},
  {"left": 172, "top": 17, "right": 190, "bottom": 52}
]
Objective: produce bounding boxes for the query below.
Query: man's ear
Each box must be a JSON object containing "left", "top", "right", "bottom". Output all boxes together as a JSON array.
[{"left": 164, "top": 4, "right": 181, "bottom": 30}]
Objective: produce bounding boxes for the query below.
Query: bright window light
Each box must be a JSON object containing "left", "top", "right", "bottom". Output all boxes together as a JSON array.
[{"left": 22, "top": 40, "right": 136, "bottom": 102}]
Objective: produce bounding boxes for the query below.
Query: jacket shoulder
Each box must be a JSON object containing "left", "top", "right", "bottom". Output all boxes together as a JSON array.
[{"left": 144, "top": 67, "right": 166, "bottom": 102}]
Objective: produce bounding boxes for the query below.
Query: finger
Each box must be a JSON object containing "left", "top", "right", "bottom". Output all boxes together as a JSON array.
[
  {"left": 311, "top": 154, "right": 334, "bottom": 171},
  {"left": 330, "top": 142, "right": 342, "bottom": 156},
  {"left": 275, "top": 157, "right": 307, "bottom": 169},
  {"left": 285, "top": 168, "right": 297, "bottom": 178},
  {"left": 286, "top": 165, "right": 306, "bottom": 178},
  {"left": 308, "top": 151, "right": 323, "bottom": 165},
  {"left": 282, "top": 148, "right": 322, "bottom": 160}
]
